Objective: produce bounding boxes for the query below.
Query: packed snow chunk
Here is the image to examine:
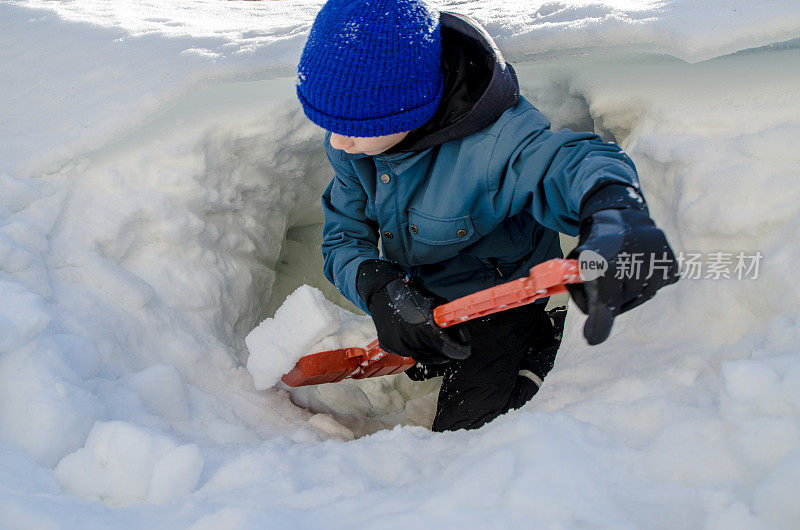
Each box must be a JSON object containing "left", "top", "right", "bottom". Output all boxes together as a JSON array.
[
  {"left": 246, "top": 285, "right": 340, "bottom": 390},
  {"left": 310, "top": 306, "right": 377, "bottom": 353},
  {"left": 54, "top": 421, "right": 204, "bottom": 507},
  {"left": 147, "top": 443, "right": 204, "bottom": 504}
]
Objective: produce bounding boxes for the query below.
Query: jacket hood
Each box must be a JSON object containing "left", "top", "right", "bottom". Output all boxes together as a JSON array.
[{"left": 385, "top": 12, "right": 520, "bottom": 154}]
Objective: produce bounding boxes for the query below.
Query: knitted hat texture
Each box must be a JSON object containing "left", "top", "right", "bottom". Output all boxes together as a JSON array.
[{"left": 297, "top": 0, "right": 444, "bottom": 137}]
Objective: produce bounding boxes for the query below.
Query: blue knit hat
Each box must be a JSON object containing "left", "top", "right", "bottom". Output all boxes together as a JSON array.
[{"left": 297, "top": 0, "right": 444, "bottom": 138}]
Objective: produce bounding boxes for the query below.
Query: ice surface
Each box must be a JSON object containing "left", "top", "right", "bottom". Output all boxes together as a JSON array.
[{"left": 1, "top": 0, "right": 800, "bottom": 527}]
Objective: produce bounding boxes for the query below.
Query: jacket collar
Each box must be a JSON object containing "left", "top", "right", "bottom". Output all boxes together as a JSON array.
[
  {"left": 377, "top": 149, "right": 433, "bottom": 174},
  {"left": 338, "top": 148, "right": 432, "bottom": 175}
]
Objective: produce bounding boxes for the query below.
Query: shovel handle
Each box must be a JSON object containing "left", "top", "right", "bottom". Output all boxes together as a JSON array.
[{"left": 433, "top": 258, "right": 581, "bottom": 328}]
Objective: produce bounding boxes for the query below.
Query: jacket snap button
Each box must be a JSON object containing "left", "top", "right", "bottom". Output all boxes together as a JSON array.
[
  {"left": 380, "top": 173, "right": 391, "bottom": 184},
  {"left": 383, "top": 231, "right": 394, "bottom": 239},
  {"left": 456, "top": 229, "right": 467, "bottom": 238},
  {"left": 409, "top": 224, "right": 418, "bottom": 234}
]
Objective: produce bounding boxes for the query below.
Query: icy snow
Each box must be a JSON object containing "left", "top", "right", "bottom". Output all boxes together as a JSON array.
[{"left": 1, "top": 0, "right": 800, "bottom": 528}]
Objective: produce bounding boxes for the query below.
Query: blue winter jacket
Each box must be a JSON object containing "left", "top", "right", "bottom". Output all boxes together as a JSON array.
[
  {"left": 321, "top": 97, "right": 641, "bottom": 312},
  {"left": 320, "top": 15, "right": 641, "bottom": 313}
]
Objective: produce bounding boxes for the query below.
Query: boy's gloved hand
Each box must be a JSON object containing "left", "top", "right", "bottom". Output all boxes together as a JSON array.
[
  {"left": 356, "top": 260, "right": 471, "bottom": 364},
  {"left": 567, "top": 183, "right": 679, "bottom": 345}
]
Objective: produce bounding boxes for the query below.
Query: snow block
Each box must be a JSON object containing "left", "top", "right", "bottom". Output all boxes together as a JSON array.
[{"left": 246, "top": 285, "right": 340, "bottom": 390}]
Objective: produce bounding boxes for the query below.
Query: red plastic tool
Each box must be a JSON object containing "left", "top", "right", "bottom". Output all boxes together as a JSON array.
[
  {"left": 280, "top": 339, "right": 415, "bottom": 387},
  {"left": 280, "top": 258, "right": 581, "bottom": 387}
]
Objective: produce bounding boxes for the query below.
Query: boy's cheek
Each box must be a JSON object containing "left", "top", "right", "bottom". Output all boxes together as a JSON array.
[
  {"left": 329, "top": 131, "right": 409, "bottom": 154},
  {"left": 328, "top": 133, "right": 353, "bottom": 152}
]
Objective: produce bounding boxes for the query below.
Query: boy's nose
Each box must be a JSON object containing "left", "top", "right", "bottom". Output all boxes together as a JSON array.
[{"left": 330, "top": 133, "right": 354, "bottom": 151}]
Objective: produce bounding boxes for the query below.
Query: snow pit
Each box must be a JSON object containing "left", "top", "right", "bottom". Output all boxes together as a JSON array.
[
  {"left": 246, "top": 283, "right": 445, "bottom": 435},
  {"left": 2, "top": 1, "right": 800, "bottom": 527}
]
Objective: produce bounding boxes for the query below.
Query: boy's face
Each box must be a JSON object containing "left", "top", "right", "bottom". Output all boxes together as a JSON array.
[{"left": 329, "top": 131, "right": 410, "bottom": 156}]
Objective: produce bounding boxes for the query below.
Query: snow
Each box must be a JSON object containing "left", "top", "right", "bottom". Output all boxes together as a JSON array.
[
  {"left": 246, "top": 285, "right": 342, "bottom": 390},
  {"left": 1, "top": 0, "right": 800, "bottom": 527},
  {"left": 55, "top": 421, "right": 204, "bottom": 507},
  {"left": 752, "top": 448, "right": 800, "bottom": 528}
]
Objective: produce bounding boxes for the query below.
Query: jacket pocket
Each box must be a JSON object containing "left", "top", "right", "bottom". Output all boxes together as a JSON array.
[
  {"left": 407, "top": 208, "right": 475, "bottom": 245},
  {"left": 460, "top": 217, "right": 530, "bottom": 261},
  {"left": 404, "top": 208, "right": 476, "bottom": 265}
]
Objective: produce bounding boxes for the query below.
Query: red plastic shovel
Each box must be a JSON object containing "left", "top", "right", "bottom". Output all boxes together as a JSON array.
[{"left": 280, "top": 258, "right": 581, "bottom": 387}]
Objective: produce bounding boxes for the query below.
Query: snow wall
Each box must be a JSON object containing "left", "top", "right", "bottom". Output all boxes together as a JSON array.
[{"left": 2, "top": 1, "right": 800, "bottom": 528}]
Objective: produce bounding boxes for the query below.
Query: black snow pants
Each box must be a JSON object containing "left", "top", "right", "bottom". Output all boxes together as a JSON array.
[{"left": 407, "top": 303, "right": 564, "bottom": 432}]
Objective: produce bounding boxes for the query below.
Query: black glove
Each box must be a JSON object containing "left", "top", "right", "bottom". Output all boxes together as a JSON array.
[
  {"left": 356, "top": 259, "right": 471, "bottom": 364},
  {"left": 567, "top": 183, "right": 679, "bottom": 345}
]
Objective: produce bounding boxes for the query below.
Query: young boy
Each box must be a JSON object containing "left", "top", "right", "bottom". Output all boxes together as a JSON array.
[{"left": 296, "top": 0, "right": 678, "bottom": 431}]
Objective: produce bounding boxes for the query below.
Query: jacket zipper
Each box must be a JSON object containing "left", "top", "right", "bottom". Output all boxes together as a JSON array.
[{"left": 487, "top": 257, "right": 504, "bottom": 278}]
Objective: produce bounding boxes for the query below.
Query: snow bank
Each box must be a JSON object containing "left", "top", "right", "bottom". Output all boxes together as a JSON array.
[
  {"left": 16, "top": 0, "right": 800, "bottom": 67},
  {"left": 2, "top": 0, "right": 800, "bottom": 527},
  {"left": 0, "top": 27, "right": 347, "bottom": 474},
  {"left": 457, "top": 0, "right": 800, "bottom": 62},
  {"left": 6, "top": 0, "right": 800, "bottom": 176}
]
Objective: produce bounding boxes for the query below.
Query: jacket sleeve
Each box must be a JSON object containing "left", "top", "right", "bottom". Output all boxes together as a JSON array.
[
  {"left": 487, "top": 103, "right": 641, "bottom": 236},
  {"left": 320, "top": 137, "right": 379, "bottom": 313}
]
